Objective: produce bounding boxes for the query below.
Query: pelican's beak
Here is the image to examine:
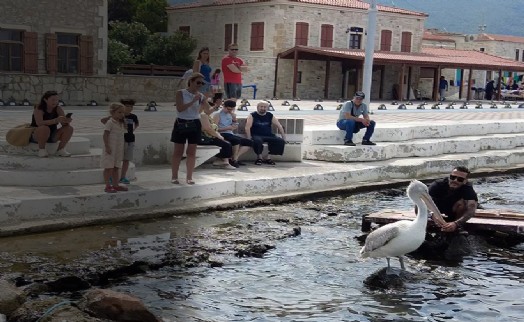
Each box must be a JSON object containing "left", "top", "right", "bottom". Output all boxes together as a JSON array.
[{"left": 420, "top": 191, "right": 446, "bottom": 227}]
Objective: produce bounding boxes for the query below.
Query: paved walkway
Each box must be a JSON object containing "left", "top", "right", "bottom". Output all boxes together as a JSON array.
[{"left": 2, "top": 100, "right": 524, "bottom": 136}]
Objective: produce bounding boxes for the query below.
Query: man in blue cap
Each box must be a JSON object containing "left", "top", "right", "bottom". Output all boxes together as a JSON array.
[{"left": 336, "top": 91, "right": 376, "bottom": 146}]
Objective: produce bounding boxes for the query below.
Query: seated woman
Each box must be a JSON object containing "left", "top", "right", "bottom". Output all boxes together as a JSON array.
[
  {"left": 30, "top": 91, "right": 74, "bottom": 157},
  {"left": 200, "top": 98, "right": 236, "bottom": 170}
]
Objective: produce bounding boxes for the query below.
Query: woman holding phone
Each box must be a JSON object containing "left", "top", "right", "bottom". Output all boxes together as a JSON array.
[{"left": 30, "top": 90, "right": 74, "bottom": 157}]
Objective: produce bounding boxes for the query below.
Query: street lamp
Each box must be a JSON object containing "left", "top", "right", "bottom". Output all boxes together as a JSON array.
[{"left": 362, "top": 0, "right": 377, "bottom": 107}]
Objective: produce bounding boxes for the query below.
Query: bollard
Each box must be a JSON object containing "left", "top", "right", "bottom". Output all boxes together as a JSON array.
[
  {"left": 397, "top": 104, "right": 406, "bottom": 110},
  {"left": 391, "top": 101, "right": 398, "bottom": 105},
  {"left": 237, "top": 104, "right": 249, "bottom": 111},
  {"left": 289, "top": 104, "right": 300, "bottom": 111},
  {"left": 282, "top": 100, "right": 290, "bottom": 106},
  {"left": 313, "top": 104, "right": 323, "bottom": 110},
  {"left": 336, "top": 104, "right": 343, "bottom": 110},
  {"left": 378, "top": 104, "right": 387, "bottom": 110},
  {"left": 58, "top": 100, "right": 66, "bottom": 106},
  {"left": 87, "top": 100, "right": 98, "bottom": 106}
]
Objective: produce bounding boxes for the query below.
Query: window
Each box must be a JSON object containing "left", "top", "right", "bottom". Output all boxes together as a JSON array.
[
  {"left": 179, "top": 26, "right": 190, "bottom": 35},
  {"left": 349, "top": 34, "right": 361, "bottom": 49},
  {"left": 380, "top": 30, "right": 392, "bottom": 51},
  {"left": 57, "top": 33, "right": 79, "bottom": 73},
  {"left": 0, "top": 29, "right": 23, "bottom": 72},
  {"left": 516, "top": 49, "right": 520, "bottom": 61},
  {"left": 522, "top": 50, "right": 524, "bottom": 62},
  {"left": 224, "top": 24, "right": 238, "bottom": 50},
  {"left": 401, "top": 32, "right": 412, "bottom": 52},
  {"left": 320, "top": 24, "right": 333, "bottom": 48},
  {"left": 250, "top": 22, "right": 264, "bottom": 51},
  {"left": 479, "top": 47, "right": 485, "bottom": 52},
  {"left": 295, "top": 22, "right": 309, "bottom": 46}
]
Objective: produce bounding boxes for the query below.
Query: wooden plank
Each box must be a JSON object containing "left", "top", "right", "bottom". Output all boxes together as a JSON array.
[{"left": 363, "top": 209, "right": 524, "bottom": 235}]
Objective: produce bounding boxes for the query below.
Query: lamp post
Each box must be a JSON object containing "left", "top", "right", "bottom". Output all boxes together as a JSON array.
[{"left": 362, "top": 0, "right": 377, "bottom": 107}]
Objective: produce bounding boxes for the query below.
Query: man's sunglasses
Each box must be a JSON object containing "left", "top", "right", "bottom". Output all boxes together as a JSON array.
[
  {"left": 230, "top": 48, "right": 239, "bottom": 51},
  {"left": 449, "top": 175, "right": 466, "bottom": 183},
  {"left": 196, "top": 81, "right": 205, "bottom": 85}
]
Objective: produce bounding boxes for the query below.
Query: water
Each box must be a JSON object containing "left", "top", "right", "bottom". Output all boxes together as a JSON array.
[{"left": 1, "top": 175, "right": 524, "bottom": 321}]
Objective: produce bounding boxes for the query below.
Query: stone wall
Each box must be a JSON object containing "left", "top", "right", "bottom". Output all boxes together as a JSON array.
[{"left": 0, "top": 74, "right": 182, "bottom": 105}]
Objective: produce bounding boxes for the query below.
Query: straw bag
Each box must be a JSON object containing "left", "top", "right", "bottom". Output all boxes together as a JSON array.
[{"left": 6, "top": 123, "right": 35, "bottom": 146}]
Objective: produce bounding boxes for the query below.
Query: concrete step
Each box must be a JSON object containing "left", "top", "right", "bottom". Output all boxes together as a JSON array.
[
  {"left": 303, "top": 133, "right": 524, "bottom": 162},
  {"left": 0, "top": 148, "right": 103, "bottom": 170},
  {"left": 2, "top": 148, "right": 524, "bottom": 227},
  {"left": 0, "top": 162, "right": 136, "bottom": 186},
  {"left": 0, "top": 137, "right": 91, "bottom": 155},
  {"left": 304, "top": 120, "right": 524, "bottom": 145}
]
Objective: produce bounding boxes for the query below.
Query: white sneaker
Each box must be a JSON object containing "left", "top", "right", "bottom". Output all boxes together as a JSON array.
[
  {"left": 223, "top": 164, "right": 237, "bottom": 170},
  {"left": 38, "top": 149, "right": 49, "bottom": 158},
  {"left": 212, "top": 159, "right": 227, "bottom": 166},
  {"left": 56, "top": 149, "right": 71, "bottom": 157}
]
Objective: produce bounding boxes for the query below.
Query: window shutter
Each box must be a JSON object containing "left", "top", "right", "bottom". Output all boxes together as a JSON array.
[
  {"left": 45, "top": 33, "right": 57, "bottom": 74},
  {"left": 250, "top": 22, "right": 264, "bottom": 51},
  {"left": 401, "top": 32, "right": 412, "bottom": 52},
  {"left": 295, "top": 22, "right": 309, "bottom": 46},
  {"left": 320, "top": 24, "right": 333, "bottom": 47},
  {"left": 23, "top": 31, "right": 38, "bottom": 73},
  {"left": 380, "top": 30, "right": 392, "bottom": 51},
  {"left": 80, "top": 35, "right": 94, "bottom": 75}
]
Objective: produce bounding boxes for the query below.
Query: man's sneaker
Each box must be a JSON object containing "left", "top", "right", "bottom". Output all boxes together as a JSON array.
[
  {"left": 229, "top": 159, "right": 240, "bottom": 168},
  {"left": 113, "top": 185, "right": 128, "bottom": 191},
  {"left": 362, "top": 140, "right": 377, "bottom": 146},
  {"left": 344, "top": 140, "right": 356, "bottom": 146},
  {"left": 104, "top": 185, "right": 117, "bottom": 193},
  {"left": 213, "top": 159, "right": 228, "bottom": 167},
  {"left": 56, "top": 149, "right": 71, "bottom": 157},
  {"left": 38, "top": 149, "right": 49, "bottom": 158},
  {"left": 223, "top": 164, "right": 238, "bottom": 170},
  {"left": 119, "top": 177, "right": 130, "bottom": 184}
]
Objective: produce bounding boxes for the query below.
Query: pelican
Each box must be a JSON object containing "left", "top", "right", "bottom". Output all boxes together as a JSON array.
[{"left": 360, "top": 180, "right": 445, "bottom": 272}]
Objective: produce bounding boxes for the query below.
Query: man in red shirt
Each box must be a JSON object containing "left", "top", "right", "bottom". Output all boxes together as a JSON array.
[{"left": 221, "top": 43, "right": 247, "bottom": 100}]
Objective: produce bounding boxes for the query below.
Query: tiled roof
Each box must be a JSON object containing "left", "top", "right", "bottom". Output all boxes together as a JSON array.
[
  {"left": 422, "top": 31, "right": 456, "bottom": 43},
  {"left": 278, "top": 46, "right": 524, "bottom": 71},
  {"left": 475, "top": 33, "right": 524, "bottom": 44},
  {"left": 167, "top": 0, "right": 428, "bottom": 16}
]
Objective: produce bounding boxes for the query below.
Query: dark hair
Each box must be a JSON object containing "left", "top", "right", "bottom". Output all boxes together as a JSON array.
[
  {"left": 197, "top": 47, "right": 210, "bottom": 63},
  {"left": 212, "top": 68, "right": 221, "bottom": 77},
  {"left": 354, "top": 91, "right": 365, "bottom": 99},
  {"left": 36, "top": 90, "right": 58, "bottom": 111},
  {"left": 453, "top": 166, "right": 470, "bottom": 176},
  {"left": 224, "top": 99, "right": 236, "bottom": 108},
  {"left": 120, "top": 98, "right": 136, "bottom": 106}
]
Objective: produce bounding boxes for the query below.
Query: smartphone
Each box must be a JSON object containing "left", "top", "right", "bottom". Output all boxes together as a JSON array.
[{"left": 66, "top": 113, "right": 73, "bottom": 118}]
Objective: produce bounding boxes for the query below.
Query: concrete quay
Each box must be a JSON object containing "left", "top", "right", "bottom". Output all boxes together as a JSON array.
[{"left": 1, "top": 99, "right": 524, "bottom": 236}]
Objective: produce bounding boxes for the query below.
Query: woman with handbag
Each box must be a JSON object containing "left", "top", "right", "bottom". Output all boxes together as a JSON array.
[
  {"left": 30, "top": 91, "right": 74, "bottom": 157},
  {"left": 171, "top": 72, "right": 213, "bottom": 184}
]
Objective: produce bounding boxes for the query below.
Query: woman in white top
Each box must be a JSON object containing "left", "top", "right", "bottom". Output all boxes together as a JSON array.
[{"left": 171, "top": 72, "right": 213, "bottom": 185}]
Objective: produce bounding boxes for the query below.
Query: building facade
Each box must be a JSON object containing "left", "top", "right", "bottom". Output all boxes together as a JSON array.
[{"left": 167, "top": 0, "right": 427, "bottom": 100}]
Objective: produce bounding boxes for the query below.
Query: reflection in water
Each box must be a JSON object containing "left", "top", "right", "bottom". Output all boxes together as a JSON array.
[{"left": 2, "top": 176, "right": 524, "bottom": 321}]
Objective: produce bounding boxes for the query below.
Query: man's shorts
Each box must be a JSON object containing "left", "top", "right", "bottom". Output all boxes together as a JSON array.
[
  {"left": 123, "top": 142, "right": 134, "bottom": 161},
  {"left": 225, "top": 83, "right": 242, "bottom": 99}
]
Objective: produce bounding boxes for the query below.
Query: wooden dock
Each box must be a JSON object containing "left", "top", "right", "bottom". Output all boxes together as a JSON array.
[{"left": 362, "top": 209, "right": 524, "bottom": 236}]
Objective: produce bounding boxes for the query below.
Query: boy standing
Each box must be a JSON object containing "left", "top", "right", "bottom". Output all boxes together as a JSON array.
[{"left": 101, "top": 99, "right": 139, "bottom": 184}]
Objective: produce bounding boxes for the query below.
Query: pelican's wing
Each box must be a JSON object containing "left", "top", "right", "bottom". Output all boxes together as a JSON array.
[{"left": 361, "top": 224, "right": 401, "bottom": 253}]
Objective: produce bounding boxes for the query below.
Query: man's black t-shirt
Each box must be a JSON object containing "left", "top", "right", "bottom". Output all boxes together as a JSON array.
[
  {"left": 428, "top": 178, "right": 478, "bottom": 220},
  {"left": 124, "top": 113, "right": 139, "bottom": 142}
]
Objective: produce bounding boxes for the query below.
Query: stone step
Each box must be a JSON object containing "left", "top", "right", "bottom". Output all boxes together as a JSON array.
[
  {"left": 0, "top": 137, "right": 91, "bottom": 156},
  {"left": 0, "top": 148, "right": 103, "bottom": 171},
  {"left": 0, "top": 162, "right": 136, "bottom": 187},
  {"left": 303, "top": 133, "right": 524, "bottom": 162},
  {"left": 2, "top": 148, "right": 524, "bottom": 227},
  {"left": 304, "top": 120, "right": 524, "bottom": 145}
]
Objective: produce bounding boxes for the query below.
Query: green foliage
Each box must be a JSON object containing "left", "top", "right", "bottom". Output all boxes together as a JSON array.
[
  {"left": 107, "top": 39, "right": 135, "bottom": 74},
  {"left": 108, "top": 0, "right": 136, "bottom": 23},
  {"left": 134, "top": 0, "right": 168, "bottom": 33},
  {"left": 109, "top": 21, "right": 151, "bottom": 61},
  {"left": 143, "top": 31, "right": 197, "bottom": 67}
]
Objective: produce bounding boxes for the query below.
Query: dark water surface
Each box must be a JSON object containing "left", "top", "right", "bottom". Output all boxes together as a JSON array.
[{"left": 1, "top": 175, "right": 524, "bottom": 321}]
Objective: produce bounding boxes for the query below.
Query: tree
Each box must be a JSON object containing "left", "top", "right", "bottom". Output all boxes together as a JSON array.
[
  {"left": 143, "top": 31, "right": 196, "bottom": 66},
  {"left": 107, "top": 39, "right": 135, "bottom": 74},
  {"left": 133, "top": 0, "right": 168, "bottom": 33},
  {"left": 108, "top": 21, "right": 151, "bottom": 62},
  {"left": 108, "top": 0, "right": 136, "bottom": 22}
]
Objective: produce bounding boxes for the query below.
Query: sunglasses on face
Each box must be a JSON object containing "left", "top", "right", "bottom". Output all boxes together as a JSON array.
[
  {"left": 196, "top": 81, "right": 205, "bottom": 85},
  {"left": 230, "top": 48, "right": 239, "bottom": 51},
  {"left": 449, "top": 175, "right": 466, "bottom": 183}
]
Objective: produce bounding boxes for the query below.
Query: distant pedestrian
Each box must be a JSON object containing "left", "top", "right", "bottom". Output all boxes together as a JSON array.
[
  {"left": 439, "top": 76, "right": 448, "bottom": 101},
  {"left": 221, "top": 43, "right": 247, "bottom": 100},
  {"left": 485, "top": 80, "right": 495, "bottom": 100},
  {"left": 193, "top": 47, "right": 212, "bottom": 94}
]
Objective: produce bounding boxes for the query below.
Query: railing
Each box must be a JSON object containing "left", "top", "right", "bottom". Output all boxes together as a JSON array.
[{"left": 119, "top": 64, "right": 187, "bottom": 77}]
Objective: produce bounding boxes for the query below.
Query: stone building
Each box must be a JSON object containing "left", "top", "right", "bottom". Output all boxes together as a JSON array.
[{"left": 167, "top": 0, "right": 428, "bottom": 100}]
